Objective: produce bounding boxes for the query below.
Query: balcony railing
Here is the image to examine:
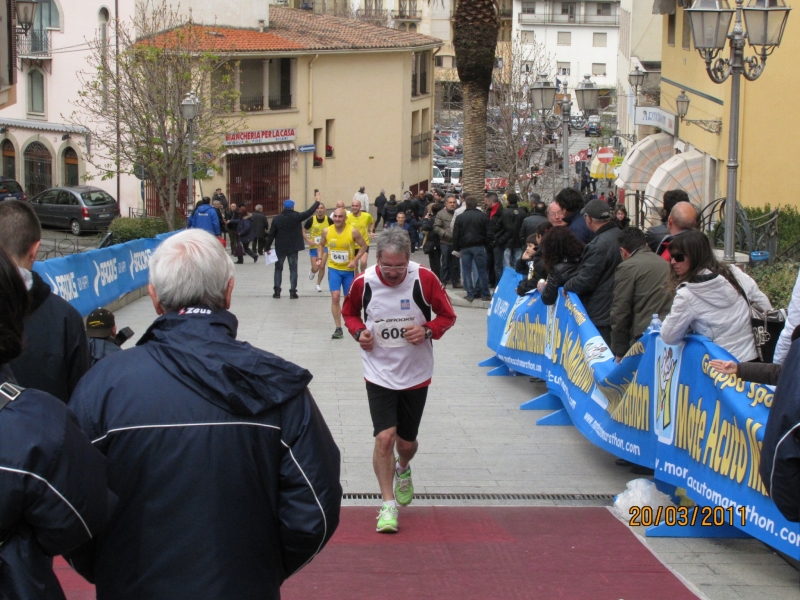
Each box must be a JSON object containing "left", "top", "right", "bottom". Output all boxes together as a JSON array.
[
  {"left": 240, "top": 96, "right": 265, "bottom": 112},
  {"left": 268, "top": 93, "right": 293, "bottom": 110},
  {"left": 356, "top": 7, "right": 388, "bottom": 20},
  {"left": 411, "top": 134, "right": 421, "bottom": 160},
  {"left": 518, "top": 12, "right": 618, "bottom": 25},
  {"left": 498, "top": 7, "right": 513, "bottom": 19},
  {"left": 17, "top": 29, "right": 52, "bottom": 58},
  {"left": 420, "top": 131, "right": 431, "bottom": 157},
  {"left": 392, "top": 8, "right": 421, "bottom": 19}
]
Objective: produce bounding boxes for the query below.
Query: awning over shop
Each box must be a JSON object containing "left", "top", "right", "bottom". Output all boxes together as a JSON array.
[
  {"left": 589, "top": 156, "right": 616, "bottom": 180},
  {"left": 224, "top": 143, "right": 296, "bottom": 156},
  {"left": 614, "top": 133, "right": 674, "bottom": 190},
  {"left": 644, "top": 149, "right": 705, "bottom": 206}
]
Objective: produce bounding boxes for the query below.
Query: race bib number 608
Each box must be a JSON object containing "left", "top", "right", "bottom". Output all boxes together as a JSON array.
[{"left": 373, "top": 317, "right": 417, "bottom": 348}]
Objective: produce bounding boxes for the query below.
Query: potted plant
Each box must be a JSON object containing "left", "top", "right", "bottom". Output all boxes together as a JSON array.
[
  {"left": 313, "top": 155, "right": 323, "bottom": 167},
  {"left": 325, "top": 145, "right": 333, "bottom": 158}
]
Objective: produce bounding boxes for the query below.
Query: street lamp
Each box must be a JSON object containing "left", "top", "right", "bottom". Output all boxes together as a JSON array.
[
  {"left": 15, "top": 0, "right": 38, "bottom": 36},
  {"left": 686, "top": 0, "right": 791, "bottom": 261},
  {"left": 529, "top": 73, "right": 599, "bottom": 191},
  {"left": 623, "top": 66, "right": 646, "bottom": 145},
  {"left": 675, "top": 89, "right": 723, "bottom": 133},
  {"left": 180, "top": 91, "right": 200, "bottom": 217}
]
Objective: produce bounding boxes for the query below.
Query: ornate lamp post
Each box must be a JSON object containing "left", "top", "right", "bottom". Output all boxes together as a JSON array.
[
  {"left": 686, "top": 0, "right": 791, "bottom": 261},
  {"left": 618, "top": 66, "right": 646, "bottom": 144},
  {"left": 15, "top": 0, "right": 38, "bottom": 36},
  {"left": 180, "top": 91, "right": 200, "bottom": 216},
  {"left": 530, "top": 74, "right": 599, "bottom": 191}
]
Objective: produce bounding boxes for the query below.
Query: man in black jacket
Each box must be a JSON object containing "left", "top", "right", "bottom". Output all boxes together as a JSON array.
[
  {"left": 67, "top": 230, "right": 341, "bottom": 600},
  {"left": 485, "top": 192, "right": 504, "bottom": 288},
  {"left": 265, "top": 198, "right": 320, "bottom": 299},
  {"left": 250, "top": 204, "right": 269, "bottom": 255},
  {"left": 453, "top": 196, "right": 492, "bottom": 302},
  {"left": 646, "top": 189, "right": 689, "bottom": 252},
  {"left": 374, "top": 189, "right": 388, "bottom": 229},
  {"left": 498, "top": 193, "right": 529, "bottom": 268},
  {"left": 563, "top": 200, "right": 623, "bottom": 345},
  {"left": 0, "top": 200, "right": 88, "bottom": 403}
]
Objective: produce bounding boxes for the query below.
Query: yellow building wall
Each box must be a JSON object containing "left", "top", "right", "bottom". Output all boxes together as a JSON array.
[
  {"left": 660, "top": 6, "right": 799, "bottom": 208},
  {"left": 207, "top": 50, "right": 436, "bottom": 214}
]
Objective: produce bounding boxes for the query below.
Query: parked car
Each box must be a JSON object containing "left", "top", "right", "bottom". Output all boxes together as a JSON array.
[
  {"left": 432, "top": 166, "right": 445, "bottom": 188},
  {"left": 29, "top": 186, "right": 120, "bottom": 236},
  {"left": 0, "top": 177, "right": 26, "bottom": 202},
  {"left": 585, "top": 115, "right": 602, "bottom": 137}
]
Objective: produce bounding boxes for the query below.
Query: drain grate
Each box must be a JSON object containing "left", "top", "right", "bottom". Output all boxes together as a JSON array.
[{"left": 342, "top": 492, "right": 614, "bottom": 502}]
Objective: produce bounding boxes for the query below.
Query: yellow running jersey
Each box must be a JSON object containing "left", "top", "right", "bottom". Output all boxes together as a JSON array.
[
  {"left": 325, "top": 225, "right": 356, "bottom": 271},
  {"left": 306, "top": 215, "right": 333, "bottom": 249},
  {"left": 347, "top": 211, "right": 374, "bottom": 247}
]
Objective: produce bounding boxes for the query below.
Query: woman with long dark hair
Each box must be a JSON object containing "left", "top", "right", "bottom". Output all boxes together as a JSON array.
[
  {"left": 660, "top": 230, "right": 772, "bottom": 361},
  {"left": 0, "top": 246, "right": 112, "bottom": 598},
  {"left": 613, "top": 206, "right": 630, "bottom": 229},
  {"left": 536, "top": 226, "right": 584, "bottom": 305}
]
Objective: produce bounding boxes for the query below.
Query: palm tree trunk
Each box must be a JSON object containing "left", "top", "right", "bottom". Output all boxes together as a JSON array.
[{"left": 461, "top": 81, "right": 489, "bottom": 195}]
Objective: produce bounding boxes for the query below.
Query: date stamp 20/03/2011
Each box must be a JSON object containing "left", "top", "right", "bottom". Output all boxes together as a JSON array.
[{"left": 629, "top": 505, "right": 747, "bottom": 528}]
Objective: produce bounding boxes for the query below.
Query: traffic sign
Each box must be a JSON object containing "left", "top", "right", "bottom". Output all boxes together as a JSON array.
[
  {"left": 298, "top": 144, "right": 316, "bottom": 153},
  {"left": 597, "top": 147, "right": 614, "bottom": 164}
]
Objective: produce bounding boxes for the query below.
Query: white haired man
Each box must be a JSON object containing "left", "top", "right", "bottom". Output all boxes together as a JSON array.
[
  {"left": 342, "top": 228, "right": 456, "bottom": 533},
  {"left": 67, "top": 229, "right": 341, "bottom": 599}
]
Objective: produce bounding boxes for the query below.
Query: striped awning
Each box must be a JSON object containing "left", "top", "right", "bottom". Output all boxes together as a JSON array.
[
  {"left": 615, "top": 133, "right": 675, "bottom": 190},
  {"left": 224, "top": 143, "right": 296, "bottom": 156},
  {"left": 644, "top": 149, "right": 705, "bottom": 207},
  {"left": 589, "top": 156, "right": 616, "bottom": 179}
]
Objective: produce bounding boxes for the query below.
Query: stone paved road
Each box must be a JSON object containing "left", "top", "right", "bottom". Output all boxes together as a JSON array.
[{"left": 111, "top": 246, "right": 799, "bottom": 600}]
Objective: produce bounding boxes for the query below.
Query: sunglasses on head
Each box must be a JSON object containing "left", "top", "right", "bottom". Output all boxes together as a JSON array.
[{"left": 671, "top": 252, "right": 686, "bottom": 263}]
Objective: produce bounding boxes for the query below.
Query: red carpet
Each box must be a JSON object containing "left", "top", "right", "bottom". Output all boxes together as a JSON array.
[{"left": 56, "top": 507, "right": 698, "bottom": 600}]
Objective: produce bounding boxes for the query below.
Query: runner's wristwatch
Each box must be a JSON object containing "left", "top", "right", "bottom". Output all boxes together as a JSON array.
[
  {"left": 354, "top": 329, "right": 366, "bottom": 341},
  {"left": 424, "top": 326, "right": 433, "bottom": 340}
]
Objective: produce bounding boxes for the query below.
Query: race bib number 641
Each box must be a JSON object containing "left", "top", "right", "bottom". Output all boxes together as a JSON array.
[{"left": 373, "top": 317, "right": 417, "bottom": 348}]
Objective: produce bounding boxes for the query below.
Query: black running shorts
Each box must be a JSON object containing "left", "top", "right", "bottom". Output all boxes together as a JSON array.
[{"left": 366, "top": 381, "right": 428, "bottom": 441}]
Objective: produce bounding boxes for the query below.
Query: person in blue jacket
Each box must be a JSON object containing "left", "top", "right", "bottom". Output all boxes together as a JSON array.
[
  {"left": 186, "top": 196, "right": 221, "bottom": 237},
  {"left": 67, "top": 229, "right": 342, "bottom": 600},
  {"left": 0, "top": 245, "right": 114, "bottom": 600}
]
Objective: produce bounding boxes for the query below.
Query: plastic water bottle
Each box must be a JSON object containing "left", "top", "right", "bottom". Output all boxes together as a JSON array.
[{"left": 649, "top": 314, "right": 663, "bottom": 333}]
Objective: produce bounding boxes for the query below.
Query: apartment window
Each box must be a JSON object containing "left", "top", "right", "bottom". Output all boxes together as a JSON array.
[
  {"left": 411, "top": 51, "right": 430, "bottom": 96},
  {"left": 325, "top": 119, "right": 335, "bottom": 158},
  {"left": 557, "top": 61, "right": 570, "bottom": 76},
  {"left": 682, "top": 9, "right": 692, "bottom": 49},
  {"left": 591, "top": 63, "right": 606, "bottom": 76},
  {"left": 557, "top": 31, "right": 571, "bottom": 45},
  {"left": 33, "top": 0, "right": 60, "bottom": 29},
  {"left": 561, "top": 2, "right": 575, "bottom": 16},
  {"left": 435, "top": 55, "right": 443, "bottom": 67},
  {"left": 593, "top": 32, "right": 607, "bottom": 47},
  {"left": 521, "top": 1, "right": 536, "bottom": 13},
  {"left": 28, "top": 69, "right": 45, "bottom": 114},
  {"left": 313, "top": 128, "right": 323, "bottom": 166},
  {"left": 522, "top": 62, "right": 534, "bottom": 73},
  {"left": 596, "top": 3, "right": 611, "bottom": 15},
  {"left": 668, "top": 13, "right": 676, "bottom": 46},
  {"left": 64, "top": 148, "right": 79, "bottom": 186},
  {"left": 269, "top": 58, "right": 295, "bottom": 110}
]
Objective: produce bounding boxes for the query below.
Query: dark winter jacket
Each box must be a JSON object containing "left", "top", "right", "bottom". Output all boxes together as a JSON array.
[
  {"left": 212, "top": 192, "right": 229, "bottom": 210},
  {"left": 488, "top": 203, "right": 505, "bottom": 247},
  {"left": 250, "top": 210, "right": 268, "bottom": 239},
  {"left": 760, "top": 336, "right": 800, "bottom": 522},
  {"left": 374, "top": 193, "right": 388, "bottom": 214},
  {"left": 187, "top": 203, "right": 221, "bottom": 236},
  {"left": 265, "top": 202, "right": 320, "bottom": 256},
  {"left": 609, "top": 246, "right": 673, "bottom": 358},
  {"left": 565, "top": 210, "right": 595, "bottom": 244},
  {"left": 398, "top": 199, "right": 415, "bottom": 216},
  {"left": 413, "top": 197, "right": 429, "bottom": 219},
  {"left": 0, "top": 369, "right": 113, "bottom": 600},
  {"left": 541, "top": 259, "right": 582, "bottom": 305},
  {"left": 738, "top": 361, "right": 782, "bottom": 386},
  {"left": 563, "top": 222, "right": 623, "bottom": 327},
  {"left": 646, "top": 222, "right": 669, "bottom": 253},
  {"left": 515, "top": 257, "right": 536, "bottom": 296},
  {"left": 87, "top": 337, "right": 122, "bottom": 368},
  {"left": 499, "top": 204, "right": 529, "bottom": 250},
  {"left": 383, "top": 200, "right": 400, "bottom": 225},
  {"left": 9, "top": 271, "right": 88, "bottom": 403},
  {"left": 453, "top": 208, "right": 491, "bottom": 251},
  {"left": 67, "top": 308, "right": 342, "bottom": 600},
  {"left": 519, "top": 213, "right": 549, "bottom": 246},
  {"left": 421, "top": 215, "right": 440, "bottom": 253},
  {"left": 231, "top": 215, "right": 254, "bottom": 244}
]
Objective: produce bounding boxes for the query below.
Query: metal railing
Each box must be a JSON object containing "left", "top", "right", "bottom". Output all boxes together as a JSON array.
[
  {"left": 18, "top": 29, "right": 52, "bottom": 58},
  {"left": 268, "top": 93, "right": 293, "bottom": 110},
  {"left": 498, "top": 7, "right": 513, "bottom": 18},
  {"left": 698, "top": 197, "right": 779, "bottom": 261},
  {"left": 392, "top": 8, "right": 421, "bottom": 19},
  {"left": 517, "top": 12, "right": 618, "bottom": 25},
  {"left": 411, "top": 134, "right": 421, "bottom": 159},
  {"left": 240, "top": 96, "right": 265, "bottom": 112},
  {"left": 356, "top": 7, "right": 388, "bottom": 19}
]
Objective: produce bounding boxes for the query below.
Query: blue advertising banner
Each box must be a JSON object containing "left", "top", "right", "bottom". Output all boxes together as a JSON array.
[
  {"left": 33, "top": 232, "right": 177, "bottom": 317},
  {"left": 487, "top": 268, "right": 800, "bottom": 559}
]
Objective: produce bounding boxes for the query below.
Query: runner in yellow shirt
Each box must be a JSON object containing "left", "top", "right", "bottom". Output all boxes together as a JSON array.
[
  {"left": 347, "top": 198, "right": 375, "bottom": 274},
  {"left": 303, "top": 200, "right": 333, "bottom": 292}
]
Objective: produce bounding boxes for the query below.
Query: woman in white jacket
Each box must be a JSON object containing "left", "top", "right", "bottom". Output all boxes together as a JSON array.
[{"left": 660, "top": 230, "right": 772, "bottom": 362}]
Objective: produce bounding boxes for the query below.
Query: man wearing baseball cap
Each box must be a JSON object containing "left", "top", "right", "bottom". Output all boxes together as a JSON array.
[
  {"left": 86, "top": 307, "right": 122, "bottom": 367},
  {"left": 265, "top": 198, "right": 321, "bottom": 298},
  {"left": 561, "top": 199, "right": 623, "bottom": 346}
]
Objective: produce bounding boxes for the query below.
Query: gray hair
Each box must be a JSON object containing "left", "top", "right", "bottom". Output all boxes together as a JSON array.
[
  {"left": 149, "top": 229, "right": 234, "bottom": 312},
  {"left": 255, "top": 204, "right": 263, "bottom": 211},
  {"left": 376, "top": 228, "right": 411, "bottom": 261}
]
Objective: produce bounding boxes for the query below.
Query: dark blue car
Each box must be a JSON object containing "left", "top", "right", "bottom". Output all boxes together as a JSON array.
[{"left": 0, "top": 177, "right": 25, "bottom": 202}]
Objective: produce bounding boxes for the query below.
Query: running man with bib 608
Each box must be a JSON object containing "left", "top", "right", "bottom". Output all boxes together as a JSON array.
[
  {"left": 317, "top": 207, "right": 367, "bottom": 339},
  {"left": 342, "top": 228, "right": 456, "bottom": 533}
]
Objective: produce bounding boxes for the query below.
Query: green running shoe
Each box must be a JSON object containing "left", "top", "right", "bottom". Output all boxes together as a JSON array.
[
  {"left": 331, "top": 327, "right": 344, "bottom": 339},
  {"left": 395, "top": 463, "right": 414, "bottom": 506},
  {"left": 376, "top": 504, "right": 398, "bottom": 533}
]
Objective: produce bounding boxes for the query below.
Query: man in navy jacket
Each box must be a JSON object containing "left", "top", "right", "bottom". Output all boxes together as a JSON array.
[{"left": 68, "top": 229, "right": 341, "bottom": 600}]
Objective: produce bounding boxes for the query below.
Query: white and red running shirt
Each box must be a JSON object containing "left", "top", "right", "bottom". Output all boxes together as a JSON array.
[{"left": 342, "top": 262, "right": 456, "bottom": 390}]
